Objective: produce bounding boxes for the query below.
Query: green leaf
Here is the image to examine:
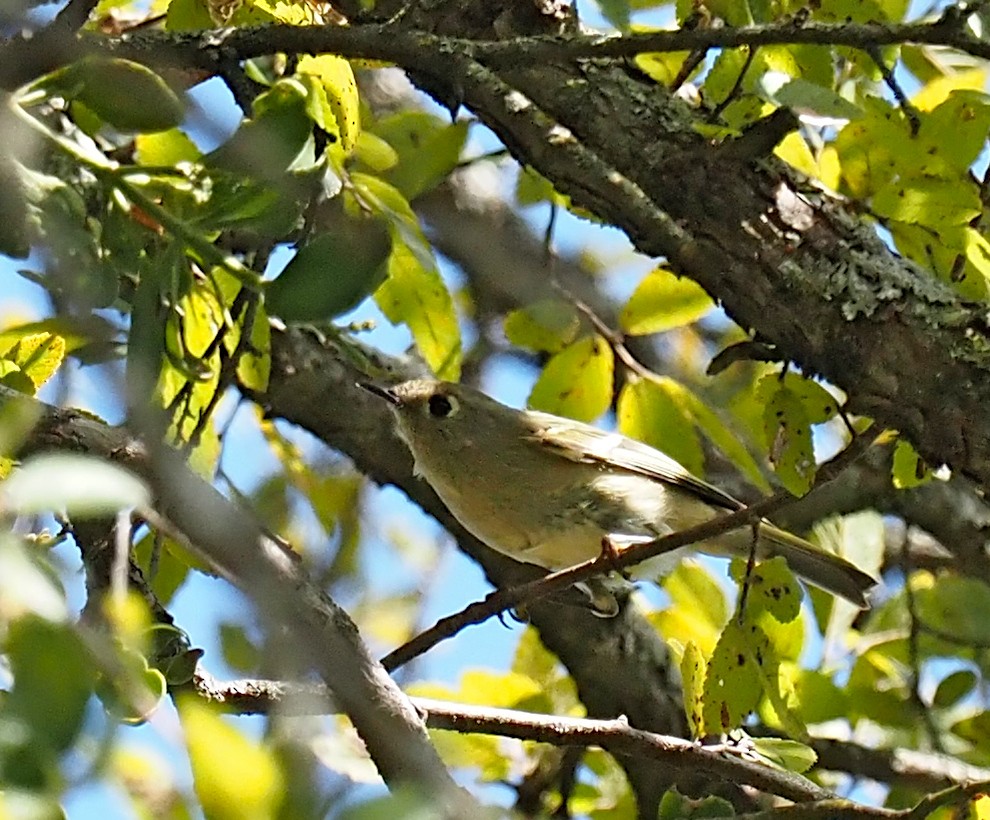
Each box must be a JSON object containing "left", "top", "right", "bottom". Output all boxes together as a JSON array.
[
  {"left": 915, "top": 91, "right": 990, "bottom": 176},
  {"left": 0, "top": 155, "right": 29, "bottom": 258},
  {"left": 1, "top": 454, "right": 150, "bottom": 516},
  {"left": 764, "top": 76, "right": 862, "bottom": 121},
  {"left": 890, "top": 222, "right": 990, "bottom": 301},
  {"left": 791, "top": 669, "right": 848, "bottom": 724},
  {"left": 620, "top": 266, "right": 712, "bottom": 335},
  {"left": 596, "top": 0, "right": 630, "bottom": 28},
  {"left": 219, "top": 622, "right": 260, "bottom": 674},
  {"left": 891, "top": 438, "right": 932, "bottom": 489},
  {"left": 617, "top": 377, "right": 704, "bottom": 476},
  {"left": 207, "top": 79, "right": 312, "bottom": 180},
  {"left": 834, "top": 98, "right": 911, "bottom": 198},
  {"left": 353, "top": 131, "right": 399, "bottom": 172},
  {"left": 0, "top": 791, "right": 66, "bottom": 820},
  {"left": 5, "top": 617, "right": 95, "bottom": 757},
  {"left": 950, "top": 710, "right": 990, "bottom": 751},
  {"left": 266, "top": 217, "right": 392, "bottom": 322},
  {"left": 658, "top": 791, "right": 734, "bottom": 820},
  {"left": 373, "top": 111, "right": 469, "bottom": 199},
  {"left": 756, "top": 372, "right": 840, "bottom": 424},
  {"left": 528, "top": 334, "right": 614, "bottom": 422},
  {"left": 504, "top": 299, "right": 580, "bottom": 354},
  {"left": 933, "top": 669, "right": 978, "bottom": 709},
  {"left": 180, "top": 697, "right": 284, "bottom": 819},
  {"left": 353, "top": 173, "right": 461, "bottom": 379},
  {"left": 634, "top": 48, "right": 695, "bottom": 86},
  {"left": 375, "top": 241, "right": 461, "bottom": 380},
  {"left": 222, "top": 283, "right": 270, "bottom": 394},
  {"left": 132, "top": 532, "right": 193, "bottom": 605},
  {"left": 673, "top": 380, "right": 771, "bottom": 492},
  {"left": 0, "top": 535, "right": 67, "bottom": 623},
  {"left": 873, "top": 175, "right": 982, "bottom": 228},
  {"left": 515, "top": 166, "right": 570, "bottom": 208},
  {"left": 750, "top": 737, "right": 817, "bottom": 773},
  {"left": 0, "top": 331, "right": 65, "bottom": 394},
  {"left": 915, "top": 576, "right": 990, "bottom": 645},
  {"left": 135, "top": 129, "right": 201, "bottom": 166},
  {"left": 96, "top": 645, "right": 168, "bottom": 724},
  {"left": 164, "top": 0, "right": 214, "bottom": 29},
  {"left": 43, "top": 58, "right": 185, "bottom": 133}
]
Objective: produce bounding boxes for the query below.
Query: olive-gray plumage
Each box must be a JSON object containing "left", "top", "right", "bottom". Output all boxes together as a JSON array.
[{"left": 363, "top": 379, "right": 876, "bottom": 610}]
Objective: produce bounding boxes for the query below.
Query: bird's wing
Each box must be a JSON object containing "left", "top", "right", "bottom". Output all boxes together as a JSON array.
[{"left": 523, "top": 411, "right": 742, "bottom": 512}]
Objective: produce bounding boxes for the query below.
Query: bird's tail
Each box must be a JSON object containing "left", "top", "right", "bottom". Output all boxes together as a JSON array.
[{"left": 759, "top": 524, "right": 876, "bottom": 608}]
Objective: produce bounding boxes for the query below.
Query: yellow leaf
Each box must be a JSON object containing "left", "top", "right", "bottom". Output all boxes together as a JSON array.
[
  {"left": 912, "top": 68, "right": 986, "bottom": 112},
  {"left": 298, "top": 55, "right": 360, "bottom": 154},
  {"left": 180, "top": 697, "right": 284, "bottom": 819},
  {"left": 528, "top": 335, "right": 614, "bottom": 422}
]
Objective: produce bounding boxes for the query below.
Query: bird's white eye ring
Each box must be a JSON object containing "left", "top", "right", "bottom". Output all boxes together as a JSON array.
[{"left": 427, "top": 393, "right": 459, "bottom": 419}]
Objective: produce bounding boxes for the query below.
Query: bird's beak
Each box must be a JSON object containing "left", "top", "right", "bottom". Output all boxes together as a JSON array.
[{"left": 357, "top": 382, "right": 401, "bottom": 406}]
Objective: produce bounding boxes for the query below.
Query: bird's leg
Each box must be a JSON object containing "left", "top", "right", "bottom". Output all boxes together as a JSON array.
[{"left": 599, "top": 535, "right": 634, "bottom": 580}]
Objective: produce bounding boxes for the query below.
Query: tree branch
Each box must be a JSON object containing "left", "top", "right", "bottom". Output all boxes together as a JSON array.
[{"left": 2, "top": 385, "right": 476, "bottom": 815}]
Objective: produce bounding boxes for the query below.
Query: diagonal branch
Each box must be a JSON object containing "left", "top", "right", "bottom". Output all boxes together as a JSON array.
[{"left": 2, "top": 385, "right": 476, "bottom": 814}]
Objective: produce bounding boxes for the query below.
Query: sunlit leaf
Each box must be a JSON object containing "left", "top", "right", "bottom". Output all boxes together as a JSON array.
[
  {"left": 702, "top": 620, "right": 768, "bottom": 733},
  {"left": 730, "top": 555, "right": 802, "bottom": 624},
  {"left": 528, "top": 334, "right": 614, "bottom": 421},
  {"left": 873, "top": 175, "right": 981, "bottom": 228},
  {"left": 617, "top": 377, "right": 704, "bottom": 476},
  {"left": 620, "top": 266, "right": 712, "bottom": 335},
  {"left": 0, "top": 331, "right": 65, "bottom": 394},
  {"left": 760, "top": 381, "right": 816, "bottom": 496},
  {"left": 180, "top": 697, "right": 284, "bottom": 819},
  {"left": 298, "top": 55, "right": 360, "bottom": 155},
  {"left": 135, "top": 129, "right": 200, "bottom": 166},
  {"left": 373, "top": 111, "right": 469, "bottom": 199},
  {"left": 503, "top": 299, "right": 579, "bottom": 354},
  {"left": 680, "top": 642, "right": 706, "bottom": 739},
  {"left": 892, "top": 438, "right": 932, "bottom": 489},
  {"left": 353, "top": 173, "right": 461, "bottom": 379},
  {"left": 750, "top": 737, "right": 817, "bottom": 773}
]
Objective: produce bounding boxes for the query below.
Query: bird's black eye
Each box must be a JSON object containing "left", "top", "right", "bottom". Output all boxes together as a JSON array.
[{"left": 427, "top": 393, "right": 458, "bottom": 418}]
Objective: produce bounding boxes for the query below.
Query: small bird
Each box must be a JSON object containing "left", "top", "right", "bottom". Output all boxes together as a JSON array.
[{"left": 361, "top": 379, "right": 876, "bottom": 615}]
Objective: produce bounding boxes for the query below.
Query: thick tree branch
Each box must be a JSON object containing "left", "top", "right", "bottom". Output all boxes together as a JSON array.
[
  {"left": 192, "top": 672, "right": 990, "bottom": 802},
  {"left": 6, "top": 14, "right": 990, "bottom": 90},
  {"left": 189, "top": 672, "right": 829, "bottom": 804},
  {"left": 5, "top": 9, "right": 990, "bottom": 500}
]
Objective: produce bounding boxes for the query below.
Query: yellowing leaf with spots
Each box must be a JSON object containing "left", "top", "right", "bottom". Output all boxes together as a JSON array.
[
  {"left": 298, "top": 55, "right": 360, "bottom": 155},
  {"left": 680, "top": 642, "right": 707, "bottom": 739},
  {"left": 702, "top": 621, "right": 773, "bottom": 733}
]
